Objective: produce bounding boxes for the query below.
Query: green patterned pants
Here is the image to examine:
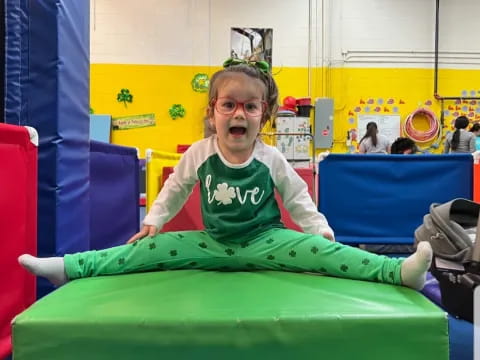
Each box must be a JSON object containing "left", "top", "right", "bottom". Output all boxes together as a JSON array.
[{"left": 64, "top": 228, "right": 403, "bottom": 285}]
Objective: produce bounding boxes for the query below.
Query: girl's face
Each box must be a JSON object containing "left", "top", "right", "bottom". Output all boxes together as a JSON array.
[{"left": 208, "top": 72, "right": 267, "bottom": 164}]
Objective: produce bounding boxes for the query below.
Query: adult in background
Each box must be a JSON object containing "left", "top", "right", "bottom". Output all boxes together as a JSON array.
[
  {"left": 358, "top": 121, "right": 391, "bottom": 154},
  {"left": 444, "top": 115, "right": 475, "bottom": 153},
  {"left": 469, "top": 122, "right": 480, "bottom": 151}
]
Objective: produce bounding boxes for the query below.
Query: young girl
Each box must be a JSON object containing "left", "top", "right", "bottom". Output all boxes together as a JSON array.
[{"left": 19, "top": 60, "right": 432, "bottom": 290}]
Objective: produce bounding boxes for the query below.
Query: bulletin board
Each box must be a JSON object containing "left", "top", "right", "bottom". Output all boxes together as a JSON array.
[{"left": 358, "top": 115, "right": 401, "bottom": 143}]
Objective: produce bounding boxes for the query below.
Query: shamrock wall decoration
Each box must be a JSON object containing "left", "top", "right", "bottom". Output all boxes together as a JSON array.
[
  {"left": 169, "top": 104, "right": 186, "bottom": 120},
  {"left": 117, "top": 88, "right": 133, "bottom": 107},
  {"left": 191, "top": 73, "right": 209, "bottom": 93}
]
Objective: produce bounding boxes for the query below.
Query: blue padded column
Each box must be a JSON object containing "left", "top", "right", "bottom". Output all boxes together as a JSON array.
[
  {"left": 4, "top": 0, "right": 90, "bottom": 297},
  {"left": 4, "top": 0, "right": 27, "bottom": 123}
]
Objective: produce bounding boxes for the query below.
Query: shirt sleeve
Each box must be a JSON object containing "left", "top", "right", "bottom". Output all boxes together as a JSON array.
[
  {"left": 270, "top": 149, "right": 334, "bottom": 239},
  {"left": 469, "top": 134, "right": 476, "bottom": 153},
  {"left": 143, "top": 148, "right": 198, "bottom": 230}
]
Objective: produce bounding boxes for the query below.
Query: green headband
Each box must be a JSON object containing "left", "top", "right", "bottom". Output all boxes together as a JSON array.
[{"left": 223, "top": 58, "right": 270, "bottom": 74}]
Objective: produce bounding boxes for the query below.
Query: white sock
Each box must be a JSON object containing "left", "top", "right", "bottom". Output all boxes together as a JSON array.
[
  {"left": 18, "top": 254, "right": 68, "bottom": 287},
  {"left": 400, "top": 241, "right": 433, "bottom": 290}
]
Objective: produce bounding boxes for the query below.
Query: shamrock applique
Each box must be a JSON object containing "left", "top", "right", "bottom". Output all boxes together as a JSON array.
[
  {"left": 117, "top": 89, "right": 133, "bottom": 107},
  {"left": 191, "top": 73, "right": 210, "bottom": 93},
  {"left": 214, "top": 183, "right": 236, "bottom": 205},
  {"left": 169, "top": 104, "right": 186, "bottom": 120}
]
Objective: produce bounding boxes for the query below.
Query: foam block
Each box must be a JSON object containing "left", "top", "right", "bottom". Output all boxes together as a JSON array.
[
  {"left": 13, "top": 271, "right": 448, "bottom": 360},
  {"left": 319, "top": 154, "right": 473, "bottom": 244},
  {"left": 0, "top": 124, "right": 37, "bottom": 358}
]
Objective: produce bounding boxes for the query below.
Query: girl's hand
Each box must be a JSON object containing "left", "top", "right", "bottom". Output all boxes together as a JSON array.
[
  {"left": 126, "top": 225, "right": 158, "bottom": 244},
  {"left": 322, "top": 231, "right": 335, "bottom": 242}
]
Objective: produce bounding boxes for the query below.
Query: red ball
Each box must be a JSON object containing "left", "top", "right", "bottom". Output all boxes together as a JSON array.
[{"left": 283, "top": 96, "right": 297, "bottom": 109}]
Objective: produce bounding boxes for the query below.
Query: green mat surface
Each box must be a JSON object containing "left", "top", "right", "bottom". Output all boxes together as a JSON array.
[{"left": 13, "top": 270, "right": 448, "bottom": 360}]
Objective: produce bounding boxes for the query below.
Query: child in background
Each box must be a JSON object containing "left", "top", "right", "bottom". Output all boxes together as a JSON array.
[
  {"left": 19, "top": 59, "right": 432, "bottom": 291},
  {"left": 390, "top": 137, "right": 418, "bottom": 154}
]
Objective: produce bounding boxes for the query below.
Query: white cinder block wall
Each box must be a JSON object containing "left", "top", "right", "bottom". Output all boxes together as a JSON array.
[
  {"left": 90, "top": 0, "right": 312, "bottom": 67},
  {"left": 329, "top": 0, "right": 480, "bottom": 68},
  {"left": 90, "top": 0, "right": 480, "bottom": 69}
]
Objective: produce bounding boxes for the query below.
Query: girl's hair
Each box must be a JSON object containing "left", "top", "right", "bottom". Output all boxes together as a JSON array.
[
  {"left": 451, "top": 115, "right": 470, "bottom": 150},
  {"left": 470, "top": 122, "right": 480, "bottom": 133},
  {"left": 359, "top": 121, "right": 378, "bottom": 147},
  {"left": 206, "top": 64, "right": 279, "bottom": 127}
]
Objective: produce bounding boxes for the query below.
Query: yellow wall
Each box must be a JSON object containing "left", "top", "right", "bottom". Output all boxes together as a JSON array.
[
  {"left": 324, "top": 67, "right": 480, "bottom": 153},
  {"left": 91, "top": 64, "right": 209, "bottom": 156},
  {"left": 91, "top": 64, "right": 480, "bottom": 156},
  {"left": 90, "top": 64, "right": 309, "bottom": 156}
]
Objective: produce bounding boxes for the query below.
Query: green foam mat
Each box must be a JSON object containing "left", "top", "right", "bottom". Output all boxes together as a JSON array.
[{"left": 13, "top": 270, "right": 448, "bottom": 360}]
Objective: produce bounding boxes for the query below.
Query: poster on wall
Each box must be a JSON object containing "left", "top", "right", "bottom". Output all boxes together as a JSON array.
[
  {"left": 230, "top": 28, "right": 272, "bottom": 67},
  {"left": 357, "top": 114, "right": 400, "bottom": 144},
  {"left": 112, "top": 113, "right": 156, "bottom": 130}
]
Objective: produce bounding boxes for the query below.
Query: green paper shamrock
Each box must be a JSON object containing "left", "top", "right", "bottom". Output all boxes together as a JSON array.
[
  {"left": 117, "top": 88, "right": 133, "bottom": 107},
  {"left": 89, "top": 107, "right": 94, "bottom": 114},
  {"left": 169, "top": 104, "right": 186, "bottom": 120},
  {"left": 191, "top": 73, "right": 210, "bottom": 92}
]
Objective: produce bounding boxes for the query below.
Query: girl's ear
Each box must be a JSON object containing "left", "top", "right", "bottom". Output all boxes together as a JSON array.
[
  {"left": 208, "top": 116, "right": 215, "bottom": 129},
  {"left": 204, "top": 116, "right": 215, "bottom": 137},
  {"left": 260, "top": 114, "right": 270, "bottom": 129},
  {"left": 205, "top": 110, "right": 216, "bottom": 134}
]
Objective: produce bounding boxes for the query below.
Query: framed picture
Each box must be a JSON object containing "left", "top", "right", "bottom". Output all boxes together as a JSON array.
[{"left": 230, "top": 27, "right": 272, "bottom": 67}]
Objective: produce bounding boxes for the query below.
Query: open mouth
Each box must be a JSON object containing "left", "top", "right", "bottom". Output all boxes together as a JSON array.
[{"left": 229, "top": 126, "right": 247, "bottom": 136}]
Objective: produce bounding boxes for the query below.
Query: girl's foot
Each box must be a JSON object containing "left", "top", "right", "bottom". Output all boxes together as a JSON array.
[
  {"left": 18, "top": 254, "right": 68, "bottom": 286},
  {"left": 400, "top": 241, "right": 433, "bottom": 290}
]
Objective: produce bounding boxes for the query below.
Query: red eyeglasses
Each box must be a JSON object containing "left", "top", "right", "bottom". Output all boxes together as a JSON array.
[{"left": 213, "top": 97, "right": 267, "bottom": 117}]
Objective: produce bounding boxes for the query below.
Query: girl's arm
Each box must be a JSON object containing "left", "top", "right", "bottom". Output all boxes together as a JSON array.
[
  {"left": 271, "top": 151, "right": 334, "bottom": 240},
  {"left": 142, "top": 149, "right": 198, "bottom": 231},
  {"left": 444, "top": 137, "right": 450, "bottom": 154},
  {"left": 358, "top": 140, "right": 366, "bottom": 154}
]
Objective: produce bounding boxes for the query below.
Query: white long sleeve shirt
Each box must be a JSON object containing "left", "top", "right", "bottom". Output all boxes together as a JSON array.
[{"left": 144, "top": 135, "right": 333, "bottom": 243}]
